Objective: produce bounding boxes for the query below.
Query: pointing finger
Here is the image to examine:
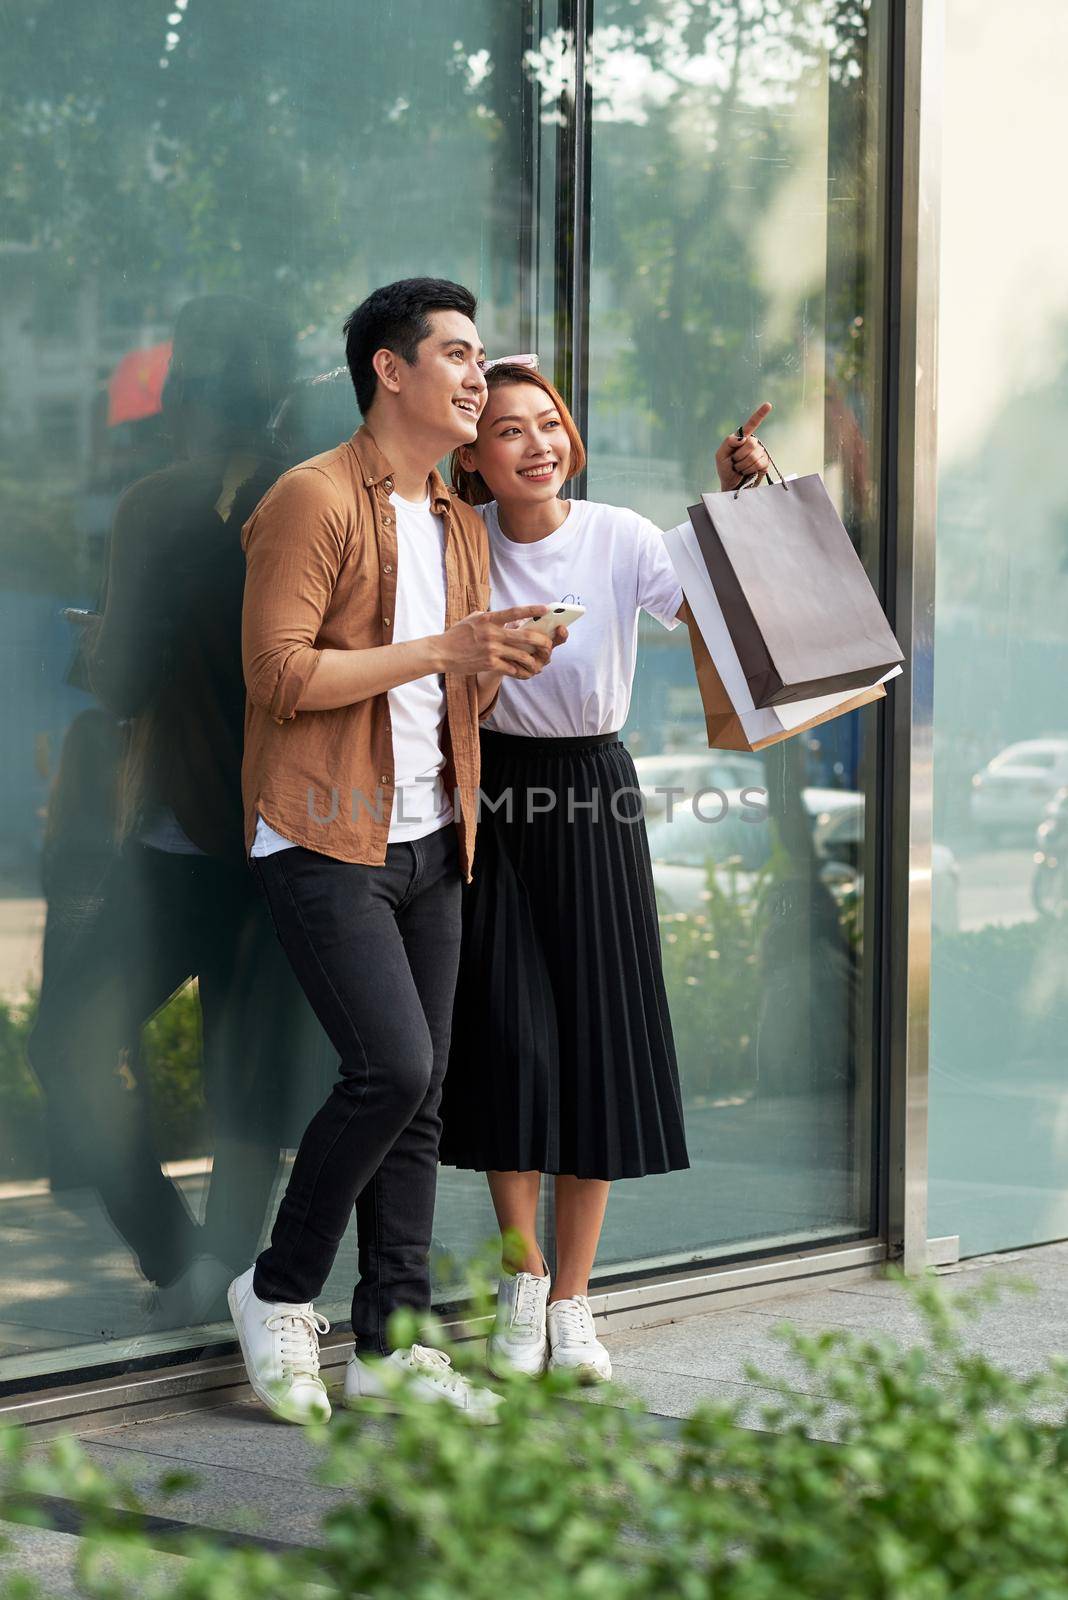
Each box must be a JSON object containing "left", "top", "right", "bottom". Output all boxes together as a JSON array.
[{"left": 737, "top": 401, "right": 773, "bottom": 439}]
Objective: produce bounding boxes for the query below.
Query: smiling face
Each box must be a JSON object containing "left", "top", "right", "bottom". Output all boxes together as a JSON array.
[
  {"left": 376, "top": 308, "right": 488, "bottom": 450},
  {"left": 458, "top": 380, "right": 573, "bottom": 507}
]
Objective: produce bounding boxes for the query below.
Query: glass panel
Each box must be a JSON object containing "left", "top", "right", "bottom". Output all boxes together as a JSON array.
[
  {"left": 928, "top": 0, "right": 1068, "bottom": 1256},
  {"left": 0, "top": 0, "right": 555, "bottom": 1384},
  {"left": 577, "top": 0, "right": 890, "bottom": 1271}
]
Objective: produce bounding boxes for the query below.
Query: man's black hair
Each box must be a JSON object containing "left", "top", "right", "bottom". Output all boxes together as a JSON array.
[{"left": 343, "top": 278, "right": 478, "bottom": 415}]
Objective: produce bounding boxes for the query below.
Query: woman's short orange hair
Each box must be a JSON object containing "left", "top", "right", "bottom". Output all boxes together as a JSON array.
[{"left": 450, "top": 365, "right": 587, "bottom": 506}]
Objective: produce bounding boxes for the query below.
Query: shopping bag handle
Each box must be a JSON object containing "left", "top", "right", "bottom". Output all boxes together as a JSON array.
[{"left": 733, "top": 424, "right": 788, "bottom": 497}]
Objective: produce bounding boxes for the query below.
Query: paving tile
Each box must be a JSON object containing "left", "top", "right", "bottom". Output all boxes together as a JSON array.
[
  {"left": 60, "top": 1441, "right": 347, "bottom": 1547},
  {"left": 0, "top": 1522, "right": 95, "bottom": 1599},
  {"left": 0, "top": 1519, "right": 190, "bottom": 1595},
  {"left": 601, "top": 1361, "right": 848, "bottom": 1439},
  {"left": 77, "top": 1398, "right": 394, "bottom": 1481}
]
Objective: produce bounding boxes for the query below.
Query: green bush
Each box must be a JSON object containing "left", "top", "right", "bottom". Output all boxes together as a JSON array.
[
  {"left": 932, "top": 915, "right": 1068, "bottom": 1071},
  {"left": 140, "top": 982, "right": 209, "bottom": 1157},
  {"left": 0, "top": 982, "right": 209, "bottom": 1179},
  {"left": 658, "top": 863, "right": 768, "bottom": 1101},
  {"left": 0, "top": 993, "right": 45, "bottom": 1177},
  {"left": 2, "top": 1273, "right": 1066, "bottom": 1598},
  {"left": 659, "top": 843, "right": 861, "bottom": 1104}
]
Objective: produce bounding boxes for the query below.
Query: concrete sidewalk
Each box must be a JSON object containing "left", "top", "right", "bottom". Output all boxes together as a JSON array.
[{"left": 3, "top": 1241, "right": 1066, "bottom": 1594}]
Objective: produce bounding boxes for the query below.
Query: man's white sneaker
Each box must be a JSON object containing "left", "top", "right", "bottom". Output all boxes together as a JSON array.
[
  {"left": 488, "top": 1271, "right": 550, "bottom": 1377},
  {"left": 227, "top": 1266, "right": 331, "bottom": 1426},
  {"left": 344, "top": 1344, "right": 503, "bottom": 1423},
  {"left": 547, "top": 1296, "right": 612, "bottom": 1382}
]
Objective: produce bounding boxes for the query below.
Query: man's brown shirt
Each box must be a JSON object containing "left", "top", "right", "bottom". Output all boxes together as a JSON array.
[{"left": 241, "top": 425, "right": 492, "bottom": 879}]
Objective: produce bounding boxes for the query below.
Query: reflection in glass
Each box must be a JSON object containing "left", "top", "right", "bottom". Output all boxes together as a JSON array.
[
  {"left": 0, "top": 0, "right": 892, "bottom": 1382},
  {"left": 0, "top": 0, "right": 553, "bottom": 1382},
  {"left": 578, "top": 0, "right": 889, "bottom": 1268}
]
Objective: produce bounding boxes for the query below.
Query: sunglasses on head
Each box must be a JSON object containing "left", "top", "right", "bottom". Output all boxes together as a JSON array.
[{"left": 478, "top": 353, "right": 540, "bottom": 373}]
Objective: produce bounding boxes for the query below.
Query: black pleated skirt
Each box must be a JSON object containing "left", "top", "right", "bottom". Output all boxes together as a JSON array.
[{"left": 439, "top": 729, "right": 689, "bottom": 1181}]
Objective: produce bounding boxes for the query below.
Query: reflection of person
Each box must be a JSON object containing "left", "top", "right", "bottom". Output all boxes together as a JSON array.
[
  {"left": 441, "top": 366, "right": 772, "bottom": 1381},
  {"left": 269, "top": 367, "right": 360, "bottom": 465},
  {"left": 230, "top": 279, "right": 557, "bottom": 1426},
  {"left": 27, "top": 294, "right": 317, "bottom": 1327}
]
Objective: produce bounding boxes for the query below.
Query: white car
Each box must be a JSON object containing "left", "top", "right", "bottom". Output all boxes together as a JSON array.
[
  {"left": 646, "top": 793, "right": 772, "bottom": 913},
  {"left": 634, "top": 751, "right": 767, "bottom": 820},
  {"left": 648, "top": 786, "right": 960, "bottom": 934},
  {"left": 970, "top": 738, "right": 1068, "bottom": 841}
]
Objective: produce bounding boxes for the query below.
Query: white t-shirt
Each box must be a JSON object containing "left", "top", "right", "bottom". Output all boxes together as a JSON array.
[
  {"left": 251, "top": 489, "right": 452, "bottom": 858},
  {"left": 478, "top": 498, "right": 684, "bottom": 738}
]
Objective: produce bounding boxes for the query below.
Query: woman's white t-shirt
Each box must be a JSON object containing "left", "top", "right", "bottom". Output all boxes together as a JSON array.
[{"left": 478, "top": 498, "right": 684, "bottom": 738}]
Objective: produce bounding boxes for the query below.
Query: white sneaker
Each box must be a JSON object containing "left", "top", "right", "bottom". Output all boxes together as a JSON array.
[
  {"left": 547, "top": 1296, "right": 612, "bottom": 1382},
  {"left": 344, "top": 1344, "right": 503, "bottom": 1423},
  {"left": 488, "top": 1271, "right": 550, "bottom": 1376},
  {"left": 227, "top": 1266, "right": 331, "bottom": 1426}
]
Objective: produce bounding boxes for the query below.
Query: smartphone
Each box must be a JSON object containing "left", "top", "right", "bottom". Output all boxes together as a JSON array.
[{"left": 527, "top": 603, "right": 586, "bottom": 637}]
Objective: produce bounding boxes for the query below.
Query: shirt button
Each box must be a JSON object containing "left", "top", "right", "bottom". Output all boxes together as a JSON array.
[
  {"left": 384, "top": 478, "right": 394, "bottom": 491},
  {"left": 383, "top": 616, "right": 391, "bottom": 627},
  {"left": 383, "top": 563, "right": 393, "bottom": 574},
  {"left": 380, "top": 774, "right": 389, "bottom": 785},
  {"left": 382, "top": 514, "right": 394, "bottom": 527}
]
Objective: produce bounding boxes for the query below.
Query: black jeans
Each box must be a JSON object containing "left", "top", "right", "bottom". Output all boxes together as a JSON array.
[{"left": 251, "top": 824, "right": 463, "bottom": 1355}]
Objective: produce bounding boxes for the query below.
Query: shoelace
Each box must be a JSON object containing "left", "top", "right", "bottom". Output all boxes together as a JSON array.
[
  {"left": 265, "top": 1309, "right": 330, "bottom": 1380},
  {"left": 511, "top": 1274, "right": 546, "bottom": 1334},
  {"left": 408, "top": 1343, "right": 469, "bottom": 1396},
  {"left": 551, "top": 1297, "right": 596, "bottom": 1346}
]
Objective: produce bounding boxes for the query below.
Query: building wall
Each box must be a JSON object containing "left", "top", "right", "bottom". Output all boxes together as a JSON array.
[{"left": 927, "top": 0, "right": 1068, "bottom": 1255}]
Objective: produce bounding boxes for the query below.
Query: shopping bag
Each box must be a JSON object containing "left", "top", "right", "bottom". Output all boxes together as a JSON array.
[
  {"left": 664, "top": 521, "right": 900, "bottom": 753},
  {"left": 687, "top": 472, "right": 903, "bottom": 709}
]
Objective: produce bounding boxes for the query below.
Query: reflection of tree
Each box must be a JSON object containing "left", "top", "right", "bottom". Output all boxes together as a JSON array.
[
  {"left": 3, "top": 3, "right": 878, "bottom": 469},
  {"left": 525, "top": 0, "right": 876, "bottom": 492},
  {"left": 2, "top": 2, "right": 533, "bottom": 339},
  {"left": 1, "top": 2, "right": 539, "bottom": 601},
  {"left": 932, "top": 321, "right": 1068, "bottom": 835}
]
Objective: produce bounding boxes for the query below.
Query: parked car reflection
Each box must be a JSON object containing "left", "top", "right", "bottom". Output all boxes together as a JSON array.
[
  {"left": 648, "top": 787, "right": 961, "bottom": 934},
  {"left": 1032, "top": 784, "right": 1068, "bottom": 918},
  {"left": 647, "top": 792, "right": 771, "bottom": 912},
  {"left": 634, "top": 751, "right": 766, "bottom": 819},
  {"left": 970, "top": 738, "right": 1068, "bottom": 843}
]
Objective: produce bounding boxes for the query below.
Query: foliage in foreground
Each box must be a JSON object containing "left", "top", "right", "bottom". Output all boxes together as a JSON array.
[{"left": 1, "top": 1272, "right": 1066, "bottom": 1600}]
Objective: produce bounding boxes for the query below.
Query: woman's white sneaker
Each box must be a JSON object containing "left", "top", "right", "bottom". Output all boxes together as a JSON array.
[
  {"left": 227, "top": 1266, "right": 331, "bottom": 1426},
  {"left": 488, "top": 1271, "right": 551, "bottom": 1376},
  {"left": 344, "top": 1344, "right": 503, "bottom": 1422},
  {"left": 546, "top": 1296, "right": 612, "bottom": 1382}
]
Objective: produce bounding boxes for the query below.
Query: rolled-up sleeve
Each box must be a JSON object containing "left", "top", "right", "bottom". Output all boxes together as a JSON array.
[{"left": 241, "top": 468, "right": 345, "bottom": 721}]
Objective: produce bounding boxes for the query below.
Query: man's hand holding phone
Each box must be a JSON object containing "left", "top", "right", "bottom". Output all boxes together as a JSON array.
[{"left": 440, "top": 604, "right": 564, "bottom": 681}]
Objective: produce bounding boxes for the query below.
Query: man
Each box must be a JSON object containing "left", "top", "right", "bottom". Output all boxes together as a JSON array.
[{"left": 229, "top": 279, "right": 559, "bottom": 1424}]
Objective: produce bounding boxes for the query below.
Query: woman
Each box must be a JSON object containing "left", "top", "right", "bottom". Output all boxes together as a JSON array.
[{"left": 440, "top": 362, "right": 771, "bottom": 1380}]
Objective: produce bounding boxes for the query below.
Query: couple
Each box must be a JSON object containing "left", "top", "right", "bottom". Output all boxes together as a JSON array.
[{"left": 230, "top": 277, "right": 772, "bottom": 1423}]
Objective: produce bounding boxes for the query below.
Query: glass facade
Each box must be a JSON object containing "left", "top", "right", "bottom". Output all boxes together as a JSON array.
[
  {"left": 585, "top": 0, "right": 891, "bottom": 1268},
  {"left": 927, "top": 0, "right": 1068, "bottom": 1256},
  {"left": 1, "top": 0, "right": 893, "bottom": 1390}
]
